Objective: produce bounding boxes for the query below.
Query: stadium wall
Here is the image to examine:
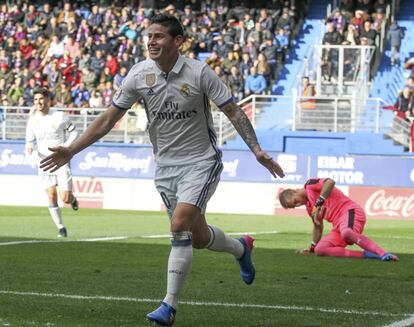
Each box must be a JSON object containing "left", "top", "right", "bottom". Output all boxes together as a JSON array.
[{"left": 1, "top": 141, "right": 414, "bottom": 220}]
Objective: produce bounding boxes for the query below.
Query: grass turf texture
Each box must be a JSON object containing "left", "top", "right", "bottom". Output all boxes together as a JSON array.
[{"left": 0, "top": 205, "right": 413, "bottom": 327}]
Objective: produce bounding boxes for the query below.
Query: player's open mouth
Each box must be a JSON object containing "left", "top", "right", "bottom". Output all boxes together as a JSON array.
[{"left": 149, "top": 48, "right": 160, "bottom": 54}]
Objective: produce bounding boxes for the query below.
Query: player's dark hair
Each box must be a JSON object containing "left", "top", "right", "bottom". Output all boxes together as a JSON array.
[
  {"left": 150, "top": 14, "right": 184, "bottom": 38},
  {"left": 279, "top": 189, "right": 295, "bottom": 209},
  {"left": 33, "top": 87, "right": 50, "bottom": 98}
]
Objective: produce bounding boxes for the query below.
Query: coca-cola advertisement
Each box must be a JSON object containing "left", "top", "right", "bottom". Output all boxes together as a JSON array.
[{"left": 349, "top": 187, "right": 414, "bottom": 220}]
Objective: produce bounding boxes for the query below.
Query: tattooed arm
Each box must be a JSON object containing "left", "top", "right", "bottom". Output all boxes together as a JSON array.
[{"left": 220, "top": 101, "right": 285, "bottom": 178}]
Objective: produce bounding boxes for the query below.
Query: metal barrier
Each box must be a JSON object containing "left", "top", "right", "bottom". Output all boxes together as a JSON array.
[
  {"left": 0, "top": 96, "right": 411, "bottom": 151},
  {"left": 388, "top": 115, "right": 412, "bottom": 149}
]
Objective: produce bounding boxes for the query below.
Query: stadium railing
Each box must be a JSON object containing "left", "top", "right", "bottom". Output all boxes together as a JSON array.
[
  {"left": 1, "top": 94, "right": 407, "bottom": 150},
  {"left": 389, "top": 115, "right": 412, "bottom": 149}
]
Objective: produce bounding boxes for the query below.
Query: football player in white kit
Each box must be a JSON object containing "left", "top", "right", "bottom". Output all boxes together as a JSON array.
[
  {"left": 26, "top": 88, "right": 79, "bottom": 238},
  {"left": 40, "top": 15, "right": 285, "bottom": 325}
]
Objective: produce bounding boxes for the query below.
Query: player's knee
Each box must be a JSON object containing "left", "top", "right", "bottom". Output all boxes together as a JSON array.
[
  {"left": 170, "top": 231, "right": 192, "bottom": 247},
  {"left": 60, "top": 192, "right": 71, "bottom": 204},
  {"left": 341, "top": 228, "right": 357, "bottom": 245},
  {"left": 191, "top": 230, "right": 210, "bottom": 249},
  {"left": 314, "top": 245, "right": 328, "bottom": 256}
]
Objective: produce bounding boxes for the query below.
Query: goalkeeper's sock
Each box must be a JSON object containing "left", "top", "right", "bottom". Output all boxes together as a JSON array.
[
  {"left": 48, "top": 205, "right": 64, "bottom": 229},
  {"left": 341, "top": 228, "right": 386, "bottom": 257},
  {"left": 163, "top": 231, "right": 193, "bottom": 309},
  {"left": 205, "top": 225, "right": 244, "bottom": 259}
]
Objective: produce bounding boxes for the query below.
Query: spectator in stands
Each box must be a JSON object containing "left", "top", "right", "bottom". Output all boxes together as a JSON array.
[
  {"left": 328, "top": 8, "right": 346, "bottom": 35},
  {"left": 90, "top": 50, "right": 105, "bottom": 77},
  {"left": 387, "top": 21, "right": 404, "bottom": 66},
  {"left": 371, "top": 8, "right": 386, "bottom": 33},
  {"left": 279, "top": 178, "right": 398, "bottom": 261},
  {"left": 89, "top": 90, "right": 104, "bottom": 109},
  {"left": 114, "top": 66, "right": 128, "bottom": 90},
  {"left": 301, "top": 76, "right": 316, "bottom": 109},
  {"left": 205, "top": 50, "right": 221, "bottom": 70},
  {"left": 403, "top": 57, "right": 414, "bottom": 77},
  {"left": 254, "top": 53, "right": 271, "bottom": 84},
  {"left": 360, "top": 20, "right": 377, "bottom": 46},
  {"left": 351, "top": 9, "right": 365, "bottom": 32},
  {"left": 274, "top": 28, "right": 289, "bottom": 65},
  {"left": 245, "top": 66, "right": 267, "bottom": 96},
  {"left": 23, "top": 78, "right": 36, "bottom": 107},
  {"left": 276, "top": 7, "right": 295, "bottom": 35},
  {"left": 7, "top": 77, "right": 24, "bottom": 105},
  {"left": 406, "top": 77, "right": 414, "bottom": 92},
  {"left": 71, "top": 82, "right": 90, "bottom": 108},
  {"left": 260, "top": 36, "right": 278, "bottom": 80},
  {"left": 323, "top": 22, "right": 343, "bottom": 45},
  {"left": 57, "top": 2, "right": 76, "bottom": 26},
  {"left": 55, "top": 82, "right": 72, "bottom": 107},
  {"left": 239, "top": 52, "right": 253, "bottom": 79},
  {"left": 226, "top": 65, "right": 244, "bottom": 102},
  {"left": 221, "top": 51, "right": 239, "bottom": 75},
  {"left": 235, "top": 20, "right": 248, "bottom": 47},
  {"left": 394, "top": 86, "right": 414, "bottom": 121},
  {"left": 213, "top": 35, "right": 230, "bottom": 58},
  {"left": 343, "top": 24, "right": 359, "bottom": 45},
  {"left": 242, "top": 37, "right": 259, "bottom": 60}
]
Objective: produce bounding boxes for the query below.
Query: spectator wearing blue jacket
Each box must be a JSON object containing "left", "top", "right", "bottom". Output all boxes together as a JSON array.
[
  {"left": 71, "top": 83, "right": 90, "bottom": 108},
  {"left": 244, "top": 66, "right": 267, "bottom": 96}
]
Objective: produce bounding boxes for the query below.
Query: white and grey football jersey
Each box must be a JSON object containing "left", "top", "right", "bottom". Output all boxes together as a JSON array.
[
  {"left": 25, "top": 111, "right": 75, "bottom": 159},
  {"left": 112, "top": 55, "right": 232, "bottom": 166}
]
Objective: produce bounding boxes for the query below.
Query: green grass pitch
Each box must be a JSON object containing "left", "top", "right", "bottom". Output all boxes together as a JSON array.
[{"left": 0, "top": 205, "right": 413, "bottom": 327}]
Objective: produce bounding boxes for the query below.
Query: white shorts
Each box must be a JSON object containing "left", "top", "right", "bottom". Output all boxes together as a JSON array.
[
  {"left": 39, "top": 163, "right": 73, "bottom": 191},
  {"left": 155, "top": 160, "right": 223, "bottom": 218}
]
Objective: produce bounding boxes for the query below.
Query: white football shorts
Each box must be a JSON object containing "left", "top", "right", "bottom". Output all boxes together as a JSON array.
[
  {"left": 154, "top": 159, "right": 223, "bottom": 218},
  {"left": 38, "top": 163, "right": 73, "bottom": 191}
]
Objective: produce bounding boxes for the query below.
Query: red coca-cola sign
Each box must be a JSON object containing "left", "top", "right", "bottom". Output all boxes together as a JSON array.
[{"left": 349, "top": 187, "right": 414, "bottom": 220}]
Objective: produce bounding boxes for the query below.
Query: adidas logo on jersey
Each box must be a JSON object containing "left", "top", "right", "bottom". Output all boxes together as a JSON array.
[{"left": 147, "top": 88, "right": 155, "bottom": 96}]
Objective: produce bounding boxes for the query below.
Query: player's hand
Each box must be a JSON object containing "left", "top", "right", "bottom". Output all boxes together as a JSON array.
[
  {"left": 296, "top": 243, "right": 316, "bottom": 255},
  {"left": 255, "top": 150, "right": 285, "bottom": 179},
  {"left": 311, "top": 206, "right": 322, "bottom": 226},
  {"left": 39, "top": 146, "right": 73, "bottom": 173}
]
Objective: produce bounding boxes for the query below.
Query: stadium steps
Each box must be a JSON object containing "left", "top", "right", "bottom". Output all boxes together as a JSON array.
[{"left": 370, "top": 0, "right": 414, "bottom": 104}]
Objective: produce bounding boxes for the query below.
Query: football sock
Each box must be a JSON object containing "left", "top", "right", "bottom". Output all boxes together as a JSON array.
[
  {"left": 48, "top": 205, "right": 64, "bottom": 229},
  {"left": 206, "top": 225, "right": 244, "bottom": 259},
  {"left": 341, "top": 228, "right": 386, "bottom": 257},
  {"left": 163, "top": 231, "right": 193, "bottom": 309}
]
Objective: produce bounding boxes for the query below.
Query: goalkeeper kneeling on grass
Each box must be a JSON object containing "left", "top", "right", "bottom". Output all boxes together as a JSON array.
[{"left": 279, "top": 178, "right": 398, "bottom": 261}]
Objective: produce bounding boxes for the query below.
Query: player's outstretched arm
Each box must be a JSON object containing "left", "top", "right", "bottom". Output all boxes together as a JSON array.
[
  {"left": 220, "top": 101, "right": 285, "bottom": 178},
  {"left": 40, "top": 106, "right": 126, "bottom": 173}
]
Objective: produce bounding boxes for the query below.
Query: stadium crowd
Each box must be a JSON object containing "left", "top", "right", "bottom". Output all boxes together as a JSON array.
[{"left": 0, "top": 0, "right": 308, "bottom": 111}]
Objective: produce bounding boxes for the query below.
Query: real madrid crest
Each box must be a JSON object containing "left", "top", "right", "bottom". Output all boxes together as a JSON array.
[
  {"left": 180, "top": 84, "right": 191, "bottom": 97},
  {"left": 145, "top": 74, "right": 156, "bottom": 87}
]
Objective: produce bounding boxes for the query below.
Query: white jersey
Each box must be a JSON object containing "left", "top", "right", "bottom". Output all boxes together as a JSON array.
[
  {"left": 112, "top": 55, "right": 232, "bottom": 166},
  {"left": 25, "top": 110, "right": 76, "bottom": 160}
]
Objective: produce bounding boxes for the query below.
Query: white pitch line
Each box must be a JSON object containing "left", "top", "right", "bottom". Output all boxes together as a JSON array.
[
  {"left": 382, "top": 314, "right": 414, "bottom": 327},
  {"left": 0, "top": 236, "right": 129, "bottom": 246},
  {"left": 0, "top": 290, "right": 408, "bottom": 318},
  {"left": 142, "top": 230, "right": 280, "bottom": 239}
]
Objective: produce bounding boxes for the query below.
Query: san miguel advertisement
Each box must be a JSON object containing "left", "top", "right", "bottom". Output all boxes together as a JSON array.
[{"left": 1, "top": 141, "right": 413, "bottom": 219}]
